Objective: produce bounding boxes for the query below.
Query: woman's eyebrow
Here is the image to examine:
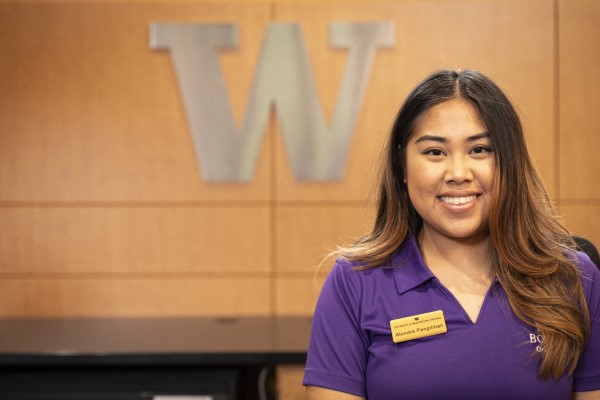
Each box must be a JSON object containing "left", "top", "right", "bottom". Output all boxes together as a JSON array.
[
  {"left": 414, "top": 131, "right": 490, "bottom": 144},
  {"left": 466, "top": 132, "right": 490, "bottom": 142},
  {"left": 415, "top": 135, "right": 447, "bottom": 144}
]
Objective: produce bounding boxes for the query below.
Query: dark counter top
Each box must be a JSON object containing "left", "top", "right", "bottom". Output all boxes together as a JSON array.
[{"left": 0, "top": 316, "right": 311, "bottom": 366}]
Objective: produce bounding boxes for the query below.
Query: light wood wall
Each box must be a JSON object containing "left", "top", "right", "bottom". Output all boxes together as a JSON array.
[{"left": 1, "top": 0, "right": 599, "bottom": 333}]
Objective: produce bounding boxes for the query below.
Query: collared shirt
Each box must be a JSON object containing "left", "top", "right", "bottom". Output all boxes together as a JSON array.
[{"left": 303, "top": 236, "right": 600, "bottom": 399}]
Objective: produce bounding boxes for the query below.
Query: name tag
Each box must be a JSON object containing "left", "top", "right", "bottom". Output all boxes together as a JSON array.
[{"left": 390, "top": 310, "right": 447, "bottom": 343}]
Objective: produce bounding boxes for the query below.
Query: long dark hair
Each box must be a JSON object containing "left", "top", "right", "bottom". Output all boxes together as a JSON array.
[{"left": 339, "top": 69, "right": 590, "bottom": 379}]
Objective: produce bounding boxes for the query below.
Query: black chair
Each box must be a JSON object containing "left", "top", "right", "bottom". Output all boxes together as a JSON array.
[{"left": 572, "top": 235, "right": 600, "bottom": 269}]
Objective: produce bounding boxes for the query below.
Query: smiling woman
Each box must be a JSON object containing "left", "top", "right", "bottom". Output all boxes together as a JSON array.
[
  {"left": 303, "top": 70, "right": 600, "bottom": 400},
  {"left": 406, "top": 99, "right": 494, "bottom": 246},
  {"left": 405, "top": 98, "right": 495, "bottom": 323}
]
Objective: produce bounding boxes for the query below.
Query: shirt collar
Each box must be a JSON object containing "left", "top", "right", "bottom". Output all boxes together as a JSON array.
[{"left": 392, "top": 235, "right": 436, "bottom": 295}]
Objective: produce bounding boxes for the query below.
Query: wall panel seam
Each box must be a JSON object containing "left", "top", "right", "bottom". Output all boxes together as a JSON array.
[
  {"left": 554, "top": 0, "right": 561, "bottom": 204},
  {"left": 0, "top": 273, "right": 272, "bottom": 280}
]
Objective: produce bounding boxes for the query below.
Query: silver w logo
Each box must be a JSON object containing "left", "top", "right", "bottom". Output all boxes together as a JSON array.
[{"left": 150, "top": 22, "right": 394, "bottom": 181}]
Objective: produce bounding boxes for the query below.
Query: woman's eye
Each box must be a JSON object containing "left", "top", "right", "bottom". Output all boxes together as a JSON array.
[
  {"left": 424, "top": 149, "right": 444, "bottom": 156},
  {"left": 471, "top": 146, "right": 492, "bottom": 154}
]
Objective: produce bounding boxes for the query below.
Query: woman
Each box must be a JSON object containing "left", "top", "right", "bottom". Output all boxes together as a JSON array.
[{"left": 303, "top": 70, "right": 600, "bottom": 399}]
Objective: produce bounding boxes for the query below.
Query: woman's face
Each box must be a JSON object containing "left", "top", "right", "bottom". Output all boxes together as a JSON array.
[{"left": 404, "top": 98, "right": 495, "bottom": 243}]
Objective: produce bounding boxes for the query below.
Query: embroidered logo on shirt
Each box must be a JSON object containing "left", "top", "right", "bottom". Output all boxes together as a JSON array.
[
  {"left": 529, "top": 331, "right": 546, "bottom": 353},
  {"left": 390, "top": 310, "right": 447, "bottom": 343}
]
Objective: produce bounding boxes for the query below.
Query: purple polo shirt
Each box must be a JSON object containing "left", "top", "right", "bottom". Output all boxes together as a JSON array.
[{"left": 303, "top": 236, "right": 600, "bottom": 399}]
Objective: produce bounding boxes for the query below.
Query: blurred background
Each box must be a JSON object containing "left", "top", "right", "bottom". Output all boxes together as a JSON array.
[{"left": 1, "top": 0, "right": 599, "bottom": 398}]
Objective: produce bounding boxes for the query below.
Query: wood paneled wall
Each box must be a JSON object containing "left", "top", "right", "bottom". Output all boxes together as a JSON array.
[
  {"left": 557, "top": 0, "right": 600, "bottom": 249},
  {"left": 0, "top": 0, "right": 598, "bottom": 322}
]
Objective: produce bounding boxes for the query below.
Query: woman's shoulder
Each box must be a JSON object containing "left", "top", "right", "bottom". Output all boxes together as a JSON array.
[
  {"left": 571, "top": 250, "right": 600, "bottom": 308},
  {"left": 572, "top": 249, "right": 600, "bottom": 280},
  {"left": 327, "top": 256, "right": 387, "bottom": 286},
  {"left": 327, "top": 238, "right": 421, "bottom": 291},
  {"left": 329, "top": 249, "right": 409, "bottom": 279},
  {"left": 331, "top": 236, "right": 418, "bottom": 271}
]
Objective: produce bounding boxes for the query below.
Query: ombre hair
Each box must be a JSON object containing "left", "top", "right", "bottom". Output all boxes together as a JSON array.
[{"left": 339, "top": 69, "right": 590, "bottom": 380}]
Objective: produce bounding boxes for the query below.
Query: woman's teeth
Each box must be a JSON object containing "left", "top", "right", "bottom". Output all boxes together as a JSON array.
[{"left": 439, "top": 195, "right": 477, "bottom": 205}]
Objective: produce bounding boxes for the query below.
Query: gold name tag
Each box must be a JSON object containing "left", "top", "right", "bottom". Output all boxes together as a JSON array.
[{"left": 390, "top": 310, "right": 448, "bottom": 343}]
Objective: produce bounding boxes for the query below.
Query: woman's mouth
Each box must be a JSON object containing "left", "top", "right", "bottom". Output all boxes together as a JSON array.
[{"left": 438, "top": 195, "right": 479, "bottom": 205}]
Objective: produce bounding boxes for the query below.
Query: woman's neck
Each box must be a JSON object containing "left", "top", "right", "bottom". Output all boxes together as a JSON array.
[
  {"left": 417, "top": 227, "right": 494, "bottom": 284},
  {"left": 417, "top": 227, "right": 495, "bottom": 323}
]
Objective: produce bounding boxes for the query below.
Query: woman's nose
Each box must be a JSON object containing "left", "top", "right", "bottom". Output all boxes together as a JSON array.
[{"left": 444, "top": 156, "right": 473, "bottom": 184}]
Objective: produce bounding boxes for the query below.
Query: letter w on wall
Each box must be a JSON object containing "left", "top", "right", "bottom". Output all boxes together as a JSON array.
[{"left": 150, "top": 22, "right": 394, "bottom": 181}]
